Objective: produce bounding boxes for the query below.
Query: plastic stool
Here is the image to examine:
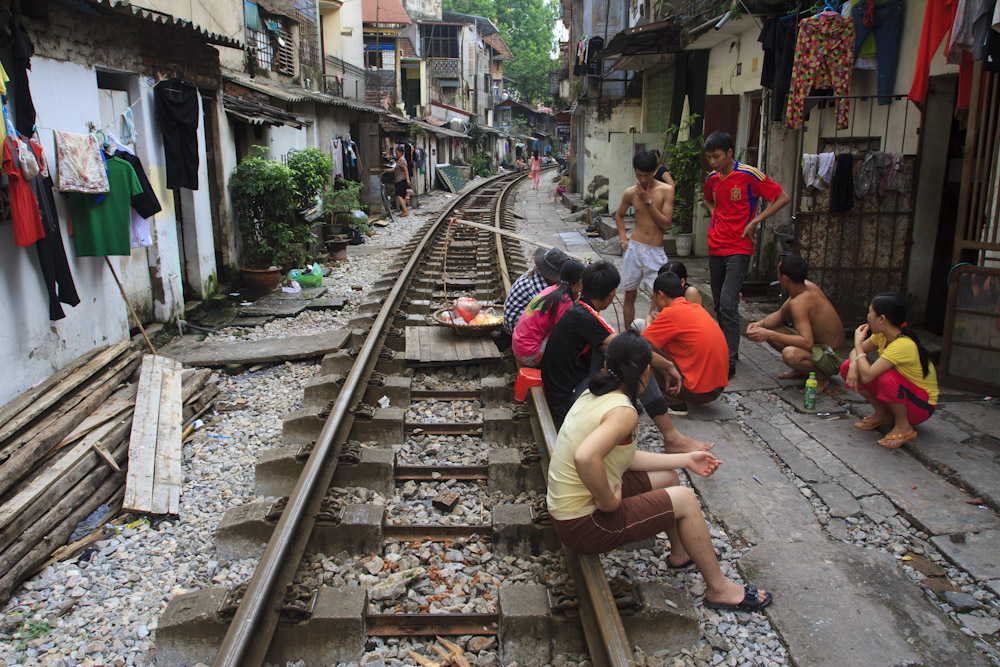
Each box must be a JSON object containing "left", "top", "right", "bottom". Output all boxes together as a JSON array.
[{"left": 514, "top": 367, "right": 543, "bottom": 402}]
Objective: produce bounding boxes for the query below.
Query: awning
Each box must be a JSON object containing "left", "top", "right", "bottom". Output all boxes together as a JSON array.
[
  {"left": 386, "top": 114, "right": 469, "bottom": 139},
  {"left": 77, "top": 0, "right": 243, "bottom": 48},
  {"left": 597, "top": 19, "right": 683, "bottom": 59},
  {"left": 223, "top": 93, "right": 309, "bottom": 128},
  {"left": 223, "top": 72, "right": 386, "bottom": 114}
]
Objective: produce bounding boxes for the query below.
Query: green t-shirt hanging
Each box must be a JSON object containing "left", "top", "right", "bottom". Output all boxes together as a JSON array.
[{"left": 69, "top": 156, "right": 142, "bottom": 257}]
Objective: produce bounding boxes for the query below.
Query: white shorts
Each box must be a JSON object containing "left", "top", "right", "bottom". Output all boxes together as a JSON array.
[{"left": 620, "top": 239, "right": 668, "bottom": 292}]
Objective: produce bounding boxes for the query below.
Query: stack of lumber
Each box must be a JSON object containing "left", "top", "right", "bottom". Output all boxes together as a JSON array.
[{"left": 0, "top": 344, "right": 217, "bottom": 605}]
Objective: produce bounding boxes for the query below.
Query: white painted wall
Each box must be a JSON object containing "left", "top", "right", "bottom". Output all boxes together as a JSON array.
[
  {"left": 177, "top": 89, "right": 219, "bottom": 298},
  {"left": 0, "top": 58, "right": 129, "bottom": 405},
  {"left": 579, "top": 99, "right": 643, "bottom": 205}
]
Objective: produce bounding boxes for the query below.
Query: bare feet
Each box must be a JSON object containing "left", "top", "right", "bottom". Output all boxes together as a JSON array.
[
  {"left": 777, "top": 369, "right": 804, "bottom": 380},
  {"left": 663, "top": 431, "right": 714, "bottom": 452}
]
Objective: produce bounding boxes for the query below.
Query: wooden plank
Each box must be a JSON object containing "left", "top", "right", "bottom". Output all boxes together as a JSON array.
[
  {"left": 448, "top": 218, "right": 586, "bottom": 260},
  {"left": 0, "top": 342, "right": 128, "bottom": 446},
  {"left": 54, "top": 393, "right": 135, "bottom": 451},
  {"left": 405, "top": 327, "right": 418, "bottom": 361},
  {"left": 453, "top": 336, "right": 475, "bottom": 362},
  {"left": 124, "top": 355, "right": 163, "bottom": 513},
  {"left": 0, "top": 352, "right": 140, "bottom": 498},
  {"left": 151, "top": 359, "right": 183, "bottom": 515},
  {"left": 0, "top": 346, "right": 103, "bottom": 432}
]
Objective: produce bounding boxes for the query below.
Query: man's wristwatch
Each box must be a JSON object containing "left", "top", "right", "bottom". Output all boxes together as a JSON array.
[{"left": 645, "top": 199, "right": 653, "bottom": 207}]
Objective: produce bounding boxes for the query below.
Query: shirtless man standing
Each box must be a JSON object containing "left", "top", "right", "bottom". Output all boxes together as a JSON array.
[
  {"left": 746, "top": 254, "right": 845, "bottom": 393},
  {"left": 616, "top": 150, "right": 675, "bottom": 328}
]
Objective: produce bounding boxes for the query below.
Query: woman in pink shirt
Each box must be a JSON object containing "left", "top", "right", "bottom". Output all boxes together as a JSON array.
[
  {"left": 513, "top": 259, "right": 584, "bottom": 366},
  {"left": 529, "top": 151, "right": 542, "bottom": 189}
]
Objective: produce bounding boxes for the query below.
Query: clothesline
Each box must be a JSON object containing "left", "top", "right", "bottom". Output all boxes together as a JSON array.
[{"left": 32, "top": 74, "right": 164, "bottom": 140}]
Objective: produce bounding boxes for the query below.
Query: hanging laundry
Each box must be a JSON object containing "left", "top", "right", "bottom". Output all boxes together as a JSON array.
[
  {"left": 849, "top": 0, "right": 901, "bottom": 105},
  {"left": 154, "top": 79, "right": 200, "bottom": 190},
  {"left": 331, "top": 138, "right": 345, "bottom": 179},
  {"left": 759, "top": 15, "right": 798, "bottom": 122},
  {"left": 855, "top": 151, "right": 891, "bottom": 198},
  {"left": 68, "top": 156, "right": 142, "bottom": 257},
  {"left": 801, "top": 152, "right": 836, "bottom": 190},
  {"left": 3, "top": 136, "right": 45, "bottom": 247},
  {"left": 785, "top": 13, "right": 855, "bottom": 130},
  {"left": 53, "top": 131, "right": 109, "bottom": 194},
  {"left": 28, "top": 138, "right": 80, "bottom": 320},
  {"left": 121, "top": 108, "right": 137, "bottom": 145},
  {"left": 910, "top": 0, "right": 962, "bottom": 106},
  {"left": 879, "top": 152, "right": 906, "bottom": 195},
  {"left": 10, "top": 13, "right": 37, "bottom": 137},
  {"left": 830, "top": 153, "right": 855, "bottom": 211},
  {"left": 108, "top": 133, "right": 161, "bottom": 248}
]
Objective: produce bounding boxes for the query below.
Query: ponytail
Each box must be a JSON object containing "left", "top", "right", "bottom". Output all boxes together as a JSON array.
[
  {"left": 871, "top": 292, "right": 933, "bottom": 378},
  {"left": 588, "top": 331, "right": 652, "bottom": 402},
  {"left": 536, "top": 259, "right": 585, "bottom": 317}
]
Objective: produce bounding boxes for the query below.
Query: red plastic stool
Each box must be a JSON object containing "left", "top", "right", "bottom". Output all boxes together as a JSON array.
[{"left": 514, "top": 367, "right": 543, "bottom": 401}]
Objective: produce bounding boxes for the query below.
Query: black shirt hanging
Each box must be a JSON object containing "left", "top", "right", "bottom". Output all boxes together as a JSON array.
[
  {"left": 10, "top": 13, "right": 37, "bottom": 136},
  {"left": 115, "top": 151, "right": 162, "bottom": 218},
  {"left": 154, "top": 79, "right": 200, "bottom": 190}
]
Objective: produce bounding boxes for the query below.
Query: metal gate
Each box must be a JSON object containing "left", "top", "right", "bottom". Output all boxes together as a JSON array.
[
  {"left": 790, "top": 94, "right": 920, "bottom": 322},
  {"left": 941, "top": 64, "right": 1000, "bottom": 392}
]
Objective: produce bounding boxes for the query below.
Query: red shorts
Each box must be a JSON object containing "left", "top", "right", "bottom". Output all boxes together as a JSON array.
[
  {"left": 550, "top": 471, "right": 675, "bottom": 554},
  {"left": 839, "top": 359, "right": 935, "bottom": 426}
]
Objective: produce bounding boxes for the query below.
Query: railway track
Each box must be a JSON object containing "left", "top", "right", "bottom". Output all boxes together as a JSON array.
[{"left": 157, "top": 171, "right": 693, "bottom": 666}]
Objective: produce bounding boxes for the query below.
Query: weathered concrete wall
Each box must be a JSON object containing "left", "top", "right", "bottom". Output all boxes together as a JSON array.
[{"left": 577, "top": 99, "right": 643, "bottom": 205}]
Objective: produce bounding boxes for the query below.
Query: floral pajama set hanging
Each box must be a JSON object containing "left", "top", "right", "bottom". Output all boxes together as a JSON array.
[{"left": 785, "top": 14, "right": 855, "bottom": 130}]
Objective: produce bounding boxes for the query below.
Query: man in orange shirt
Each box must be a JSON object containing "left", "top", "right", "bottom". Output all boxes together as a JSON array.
[{"left": 643, "top": 272, "right": 730, "bottom": 415}]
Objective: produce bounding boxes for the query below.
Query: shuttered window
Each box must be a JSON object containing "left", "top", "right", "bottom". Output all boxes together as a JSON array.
[{"left": 646, "top": 69, "right": 673, "bottom": 134}]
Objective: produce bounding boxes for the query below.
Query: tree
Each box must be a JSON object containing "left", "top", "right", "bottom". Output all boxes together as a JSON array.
[{"left": 444, "top": 0, "right": 559, "bottom": 104}]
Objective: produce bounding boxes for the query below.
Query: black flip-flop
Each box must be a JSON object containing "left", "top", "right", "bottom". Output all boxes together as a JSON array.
[
  {"left": 667, "top": 546, "right": 722, "bottom": 570},
  {"left": 704, "top": 584, "right": 773, "bottom": 612}
]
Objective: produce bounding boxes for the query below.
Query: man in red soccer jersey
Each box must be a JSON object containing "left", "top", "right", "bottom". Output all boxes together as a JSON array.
[{"left": 703, "top": 131, "right": 790, "bottom": 378}]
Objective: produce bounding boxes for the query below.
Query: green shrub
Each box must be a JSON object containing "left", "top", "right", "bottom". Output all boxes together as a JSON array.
[
  {"left": 663, "top": 114, "right": 703, "bottom": 235},
  {"left": 286, "top": 147, "right": 333, "bottom": 210}
]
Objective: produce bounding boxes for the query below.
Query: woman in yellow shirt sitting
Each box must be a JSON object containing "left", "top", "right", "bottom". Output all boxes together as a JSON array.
[
  {"left": 842, "top": 293, "right": 938, "bottom": 448},
  {"left": 546, "top": 332, "right": 773, "bottom": 612}
]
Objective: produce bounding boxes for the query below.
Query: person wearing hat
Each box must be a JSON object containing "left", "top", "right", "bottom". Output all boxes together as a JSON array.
[{"left": 503, "top": 247, "right": 570, "bottom": 334}]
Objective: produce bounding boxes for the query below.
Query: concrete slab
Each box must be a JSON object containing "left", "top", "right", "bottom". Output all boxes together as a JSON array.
[
  {"left": 158, "top": 330, "right": 350, "bottom": 367},
  {"left": 938, "top": 401, "right": 1000, "bottom": 438},
  {"left": 683, "top": 399, "right": 737, "bottom": 422},
  {"left": 775, "top": 386, "right": 848, "bottom": 414},
  {"left": 812, "top": 481, "right": 862, "bottom": 518},
  {"left": 906, "top": 431, "right": 1000, "bottom": 512},
  {"left": 931, "top": 530, "right": 1000, "bottom": 582},
  {"left": 788, "top": 414, "right": 1000, "bottom": 536},
  {"left": 724, "top": 358, "right": 781, "bottom": 392},
  {"left": 742, "top": 541, "right": 987, "bottom": 667}
]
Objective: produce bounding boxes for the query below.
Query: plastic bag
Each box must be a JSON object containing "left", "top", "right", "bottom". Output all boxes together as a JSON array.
[
  {"left": 452, "top": 296, "right": 481, "bottom": 323},
  {"left": 13, "top": 134, "right": 39, "bottom": 180},
  {"left": 288, "top": 262, "right": 323, "bottom": 288}
]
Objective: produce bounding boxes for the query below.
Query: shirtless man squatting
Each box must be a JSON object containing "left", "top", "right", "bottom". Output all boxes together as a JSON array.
[
  {"left": 616, "top": 150, "right": 675, "bottom": 328},
  {"left": 746, "top": 254, "right": 846, "bottom": 393}
]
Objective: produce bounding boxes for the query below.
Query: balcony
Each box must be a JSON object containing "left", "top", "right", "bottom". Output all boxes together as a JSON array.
[
  {"left": 428, "top": 58, "right": 461, "bottom": 77},
  {"left": 325, "top": 54, "right": 374, "bottom": 102}
]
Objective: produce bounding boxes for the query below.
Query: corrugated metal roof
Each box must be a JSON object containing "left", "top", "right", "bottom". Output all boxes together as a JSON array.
[
  {"left": 79, "top": 0, "right": 244, "bottom": 48},
  {"left": 483, "top": 33, "right": 513, "bottom": 60},
  {"left": 362, "top": 0, "right": 411, "bottom": 25},
  {"left": 224, "top": 73, "right": 386, "bottom": 114},
  {"left": 223, "top": 93, "right": 309, "bottom": 128}
]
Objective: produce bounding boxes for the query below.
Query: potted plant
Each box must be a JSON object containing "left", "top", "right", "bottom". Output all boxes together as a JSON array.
[
  {"left": 321, "top": 178, "right": 363, "bottom": 260},
  {"left": 662, "top": 115, "right": 703, "bottom": 257},
  {"left": 229, "top": 147, "right": 302, "bottom": 292}
]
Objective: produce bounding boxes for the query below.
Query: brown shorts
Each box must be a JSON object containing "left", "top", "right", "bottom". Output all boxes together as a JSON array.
[{"left": 551, "top": 471, "right": 675, "bottom": 554}]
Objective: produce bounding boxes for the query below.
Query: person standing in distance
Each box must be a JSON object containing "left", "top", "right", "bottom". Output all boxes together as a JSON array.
[
  {"left": 393, "top": 146, "right": 412, "bottom": 216},
  {"left": 615, "top": 150, "right": 675, "bottom": 329},
  {"left": 703, "top": 131, "right": 790, "bottom": 378}
]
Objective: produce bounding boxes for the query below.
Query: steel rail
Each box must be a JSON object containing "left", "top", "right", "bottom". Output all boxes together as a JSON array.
[
  {"left": 492, "top": 173, "right": 634, "bottom": 667},
  {"left": 212, "top": 170, "right": 521, "bottom": 666}
]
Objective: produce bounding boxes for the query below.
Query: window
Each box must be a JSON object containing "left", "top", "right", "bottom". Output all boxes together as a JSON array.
[
  {"left": 245, "top": 2, "right": 294, "bottom": 75},
  {"left": 247, "top": 27, "right": 274, "bottom": 71},
  {"left": 421, "top": 25, "right": 459, "bottom": 59}
]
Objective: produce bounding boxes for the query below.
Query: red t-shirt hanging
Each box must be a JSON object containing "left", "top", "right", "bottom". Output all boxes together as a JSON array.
[
  {"left": 3, "top": 137, "right": 44, "bottom": 247},
  {"left": 703, "top": 161, "right": 784, "bottom": 256}
]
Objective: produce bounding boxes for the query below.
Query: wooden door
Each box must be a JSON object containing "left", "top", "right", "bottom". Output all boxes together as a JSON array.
[
  {"left": 701, "top": 94, "right": 739, "bottom": 178},
  {"left": 358, "top": 118, "right": 382, "bottom": 209}
]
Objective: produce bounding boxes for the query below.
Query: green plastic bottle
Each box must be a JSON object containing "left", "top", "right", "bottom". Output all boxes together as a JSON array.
[{"left": 804, "top": 372, "right": 818, "bottom": 409}]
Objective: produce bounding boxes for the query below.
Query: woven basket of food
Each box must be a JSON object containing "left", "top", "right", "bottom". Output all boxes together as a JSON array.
[{"left": 431, "top": 297, "right": 504, "bottom": 336}]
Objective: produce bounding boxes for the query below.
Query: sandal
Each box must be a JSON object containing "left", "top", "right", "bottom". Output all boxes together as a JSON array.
[
  {"left": 854, "top": 416, "right": 894, "bottom": 431},
  {"left": 877, "top": 431, "right": 917, "bottom": 449},
  {"left": 667, "top": 546, "right": 722, "bottom": 570},
  {"left": 705, "top": 584, "right": 773, "bottom": 612}
]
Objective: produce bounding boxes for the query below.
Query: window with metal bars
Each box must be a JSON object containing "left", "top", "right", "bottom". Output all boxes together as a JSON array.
[{"left": 246, "top": 27, "right": 274, "bottom": 71}]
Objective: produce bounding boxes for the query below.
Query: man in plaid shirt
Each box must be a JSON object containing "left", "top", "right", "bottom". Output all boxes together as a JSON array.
[{"left": 503, "top": 247, "right": 569, "bottom": 333}]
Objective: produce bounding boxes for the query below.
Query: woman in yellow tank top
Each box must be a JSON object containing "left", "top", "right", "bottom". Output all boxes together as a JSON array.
[{"left": 547, "top": 332, "right": 773, "bottom": 612}]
